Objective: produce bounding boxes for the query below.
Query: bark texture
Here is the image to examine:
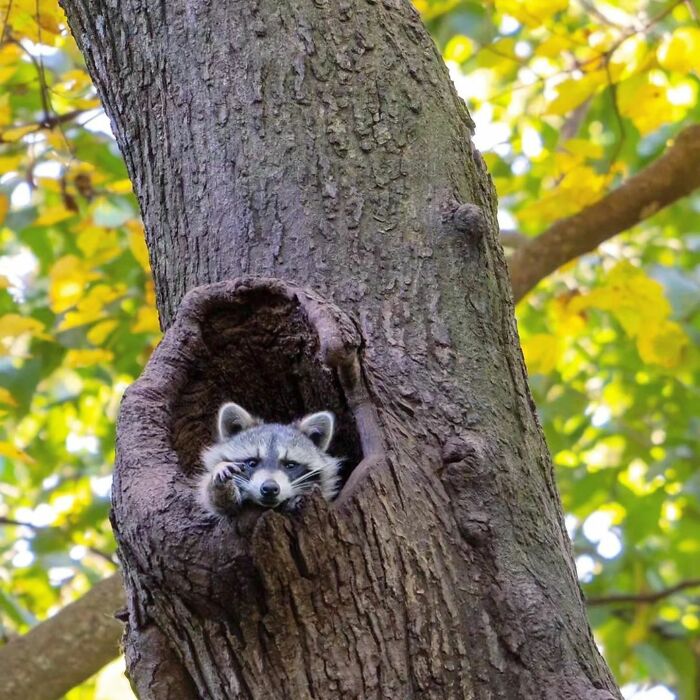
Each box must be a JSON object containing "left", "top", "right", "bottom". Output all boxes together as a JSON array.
[{"left": 59, "top": 0, "right": 622, "bottom": 697}]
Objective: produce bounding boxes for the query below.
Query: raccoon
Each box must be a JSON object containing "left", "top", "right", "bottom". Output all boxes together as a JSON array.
[{"left": 198, "top": 402, "right": 342, "bottom": 516}]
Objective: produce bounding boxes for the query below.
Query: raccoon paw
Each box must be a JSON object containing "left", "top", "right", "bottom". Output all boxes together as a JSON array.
[
  {"left": 282, "top": 495, "right": 305, "bottom": 512},
  {"left": 212, "top": 461, "right": 241, "bottom": 484}
]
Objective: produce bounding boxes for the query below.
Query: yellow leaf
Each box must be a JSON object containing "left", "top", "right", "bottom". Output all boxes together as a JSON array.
[
  {"left": 444, "top": 35, "right": 474, "bottom": 63},
  {"left": 64, "top": 348, "right": 115, "bottom": 368},
  {"left": 57, "top": 95, "right": 102, "bottom": 111},
  {"left": 35, "top": 205, "right": 76, "bottom": 227},
  {"left": 535, "top": 35, "right": 573, "bottom": 59},
  {"left": 58, "top": 284, "right": 127, "bottom": 331},
  {"left": 0, "top": 43, "right": 22, "bottom": 66},
  {"left": 414, "top": 0, "right": 461, "bottom": 21},
  {"left": 76, "top": 225, "right": 121, "bottom": 263},
  {"left": 45, "top": 131, "right": 69, "bottom": 150},
  {"left": 0, "top": 441, "right": 34, "bottom": 464},
  {"left": 36, "top": 177, "right": 62, "bottom": 193},
  {"left": 477, "top": 38, "right": 517, "bottom": 69},
  {"left": 0, "top": 95, "right": 10, "bottom": 127},
  {"left": 36, "top": 11, "right": 62, "bottom": 35},
  {"left": 87, "top": 320, "right": 118, "bottom": 345},
  {"left": 496, "top": 0, "right": 567, "bottom": 25},
  {"left": 636, "top": 320, "right": 688, "bottom": 368},
  {"left": 570, "top": 263, "right": 687, "bottom": 367},
  {"left": 549, "top": 293, "right": 586, "bottom": 335},
  {"left": 571, "top": 262, "right": 670, "bottom": 337},
  {"left": 1, "top": 124, "right": 37, "bottom": 142},
  {"left": 69, "top": 161, "right": 96, "bottom": 177},
  {"left": 0, "top": 154, "right": 22, "bottom": 172},
  {"left": 58, "top": 69, "right": 94, "bottom": 88},
  {"left": 49, "top": 256, "right": 99, "bottom": 313},
  {"left": 560, "top": 138, "right": 604, "bottom": 162},
  {"left": 2, "top": 0, "right": 66, "bottom": 38},
  {"left": 105, "top": 179, "right": 134, "bottom": 195},
  {"left": 618, "top": 75, "right": 686, "bottom": 136},
  {"left": 59, "top": 310, "right": 104, "bottom": 331},
  {"left": 521, "top": 333, "right": 560, "bottom": 375},
  {"left": 0, "top": 313, "right": 47, "bottom": 340},
  {"left": 132, "top": 305, "right": 161, "bottom": 334},
  {"left": 127, "top": 221, "right": 151, "bottom": 272},
  {"left": 682, "top": 614, "right": 700, "bottom": 631},
  {"left": 560, "top": 167, "right": 608, "bottom": 207},
  {"left": 608, "top": 34, "right": 653, "bottom": 83},
  {"left": 0, "top": 387, "right": 17, "bottom": 406},
  {"left": 545, "top": 72, "right": 606, "bottom": 116},
  {"left": 658, "top": 27, "right": 700, "bottom": 73},
  {"left": 0, "top": 195, "right": 8, "bottom": 225},
  {"left": 519, "top": 164, "right": 611, "bottom": 224},
  {"left": 0, "top": 275, "right": 9, "bottom": 289},
  {"left": 0, "top": 66, "right": 16, "bottom": 83}
]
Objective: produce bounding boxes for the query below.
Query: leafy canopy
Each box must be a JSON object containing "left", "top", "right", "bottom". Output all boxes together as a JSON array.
[{"left": 0, "top": 0, "right": 699, "bottom": 698}]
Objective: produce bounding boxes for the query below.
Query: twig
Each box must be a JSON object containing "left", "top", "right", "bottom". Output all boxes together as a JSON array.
[
  {"left": 686, "top": 0, "right": 700, "bottom": 23},
  {"left": 0, "top": 516, "right": 118, "bottom": 566},
  {"left": 587, "top": 579, "right": 700, "bottom": 606},
  {"left": 0, "top": 0, "right": 13, "bottom": 43},
  {"left": 0, "top": 108, "right": 87, "bottom": 142},
  {"left": 603, "top": 60, "right": 625, "bottom": 167}
]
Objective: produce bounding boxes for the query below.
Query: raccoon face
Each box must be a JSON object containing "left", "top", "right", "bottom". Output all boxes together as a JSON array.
[
  {"left": 201, "top": 403, "right": 341, "bottom": 509},
  {"left": 233, "top": 444, "right": 322, "bottom": 507}
]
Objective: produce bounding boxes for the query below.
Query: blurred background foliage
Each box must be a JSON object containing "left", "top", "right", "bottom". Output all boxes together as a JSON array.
[{"left": 0, "top": 0, "right": 698, "bottom": 698}]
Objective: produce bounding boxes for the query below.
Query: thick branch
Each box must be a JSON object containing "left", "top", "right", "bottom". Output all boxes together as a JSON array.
[
  {"left": 0, "top": 573, "right": 124, "bottom": 700},
  {"left": 509, "top": 124, "right": 700, "bottom": 302},
  {"left": 587, "top": 578, "right": 700, "bottom": 607},
  {"left": 500, "top": 229, "right": 529, "bottom": 249}
]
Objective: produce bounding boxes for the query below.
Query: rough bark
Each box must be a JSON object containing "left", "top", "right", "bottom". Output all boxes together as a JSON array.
[
  {"left": 59, "top": 0, "right": 621, "bottom": 698},
  {"left": 509, "top": 123, "right": 700, "bottom": 302},
  {"left": 0, "top": 573, "right": 123, "bottom": 700}
]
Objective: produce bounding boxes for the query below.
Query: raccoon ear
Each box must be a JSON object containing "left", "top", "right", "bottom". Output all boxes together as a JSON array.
[
  {"left": 217, "top": 402, "right": 256, "bottom": 440},
  {"left": 297, "top": 411, "right": 334, "bottom": 451}
]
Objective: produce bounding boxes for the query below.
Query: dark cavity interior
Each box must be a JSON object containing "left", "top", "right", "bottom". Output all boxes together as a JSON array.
[{"left": 170, "top": 290, "right": 362, "bottom": 487}]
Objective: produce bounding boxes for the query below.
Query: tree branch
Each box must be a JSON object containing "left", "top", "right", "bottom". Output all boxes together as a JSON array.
[
  {"left": 508, "top": 124, "right": 700, "bottom": 303},
  {"left": 587, "top": 578, "right": 700, "bottom": 607},
  {"left": 500, "top": 229, "right": 529, "bottom": 249},
  {"left": 0, "top": 573, "right": 124, "bottom": 700}
]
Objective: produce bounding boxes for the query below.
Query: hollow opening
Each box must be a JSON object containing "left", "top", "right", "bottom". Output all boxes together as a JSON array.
[{"left": 170, "top": 288, "right": 363, "bottom": 488}]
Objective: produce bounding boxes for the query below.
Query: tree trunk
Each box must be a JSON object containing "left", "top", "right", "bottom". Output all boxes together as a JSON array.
[{"left": 60, "top": 0, "right": 621, "bottom": 697}]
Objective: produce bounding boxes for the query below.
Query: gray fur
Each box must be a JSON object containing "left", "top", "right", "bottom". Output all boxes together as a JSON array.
[
  {"left": 217, "top": 402, "right": 259, "bottom": 439},
  {"left": 199, "top": 407, "right": 342, "bottom": 516}
]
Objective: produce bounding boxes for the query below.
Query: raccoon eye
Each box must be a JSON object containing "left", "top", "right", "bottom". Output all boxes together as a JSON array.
[
  {"left": 241, "top": 458, "right": 258, "bottom": 470},
  {"left": 284, "top": 461, "right": 300, "bottom": 470}
]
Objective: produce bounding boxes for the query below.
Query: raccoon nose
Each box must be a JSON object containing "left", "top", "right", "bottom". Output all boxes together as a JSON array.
[{"left": 260, "top": 480, "right": 280, "bottom": 501}]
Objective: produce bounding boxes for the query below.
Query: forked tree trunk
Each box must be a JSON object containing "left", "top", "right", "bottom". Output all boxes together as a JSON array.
[{"left": 60, "top": 1, "right": 621, "bottom": 697}]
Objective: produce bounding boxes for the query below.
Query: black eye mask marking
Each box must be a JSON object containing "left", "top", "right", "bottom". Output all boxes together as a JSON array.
[{"left": 231, "top": 458, "right": 258, "bottom": 473}]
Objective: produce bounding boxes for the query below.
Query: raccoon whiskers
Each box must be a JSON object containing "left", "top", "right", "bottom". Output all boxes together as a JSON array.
[{"left": 290, "top": 468, "right": 324, "bottom": 487}]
